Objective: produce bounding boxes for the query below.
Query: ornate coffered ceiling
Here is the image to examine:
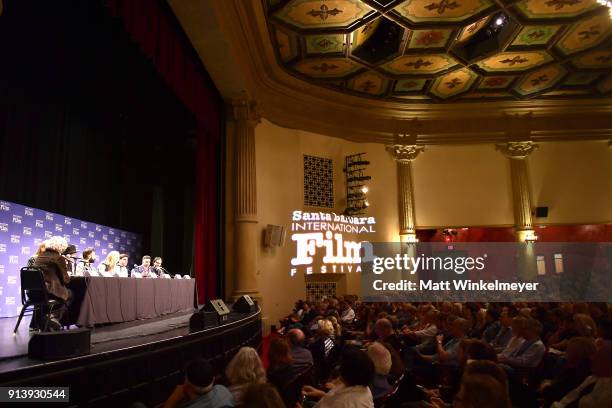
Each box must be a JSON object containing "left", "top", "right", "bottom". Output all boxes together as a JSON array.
[
  {"left": 168, "top": 0, "right": 612, "bottom": 144},
  {"left": 265, "top": 0, "right": 612, "bottom": 102}
]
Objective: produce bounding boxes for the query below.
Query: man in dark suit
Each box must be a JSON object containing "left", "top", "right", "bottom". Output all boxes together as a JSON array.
[{"left": 33, "top": 236, "right": 73, "bottom": 330}]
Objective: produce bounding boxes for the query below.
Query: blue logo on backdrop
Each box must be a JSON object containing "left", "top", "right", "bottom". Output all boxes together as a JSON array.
[{"left": 0, "top": 199, "right": 142, "bottom": 317}]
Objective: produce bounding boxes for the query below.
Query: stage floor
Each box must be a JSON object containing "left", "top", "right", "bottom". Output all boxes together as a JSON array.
[{"left": 0, "top": 310, "right": 196, "bottom": 375}]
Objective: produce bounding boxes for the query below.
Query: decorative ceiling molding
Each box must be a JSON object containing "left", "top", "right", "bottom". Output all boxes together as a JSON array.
[{"left": 169, "top": 0, "right": 612, "bottom": 144}]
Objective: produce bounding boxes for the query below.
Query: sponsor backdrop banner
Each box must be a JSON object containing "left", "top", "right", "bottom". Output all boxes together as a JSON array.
[{"left": 0, "top": 199, "right": 142, "bottom": 317}]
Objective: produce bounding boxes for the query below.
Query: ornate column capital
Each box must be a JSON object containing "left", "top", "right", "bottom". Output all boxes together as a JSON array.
[
  {"left": 387, "top": 144, "right": 425, "bottom": 163},
  {"left": 496, "top": 141, "right": 538, "bottom": 160},
  {"left": 387, "top": 118, "right": 425, "bottom": 162},
  {"left": 231, "top": 97, "right": 261, "bottom": 125}
]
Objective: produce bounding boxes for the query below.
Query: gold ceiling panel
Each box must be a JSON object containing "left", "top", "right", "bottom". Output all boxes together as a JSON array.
[
  {"left": 430, "top": 67, "right": 479, "bottom": 98},
  {"left": 294, "top": 58, "right": 362, "bottom": 77},
  {"left": 555, "top": 13, "right": 612, "bottom": 56},
  {"left": 514, "top": 0, "right": 601, "bottom": 20},
  {"left": 348, "top": 71, "right": 388, "bottom": 95},
  {"left": 274, "top": 0, "right": 373, "bottom": 30},
  {"left": 571, "top": 50, "right": 612, "bottom": 69},
  {"left": 381, "top": 54, "right": 459, "bottom": 75},
  {"left": 475, "top": 51, "right": 554, "bottom": 72},
  {"left": 263, "top": 0, "right": 612, "bottom": 103},
  {"left": 393, "top": 0, "right": 495, "bottom": 23},
  {"left": 514, "top": 64, "right": 567, "bottom": 96}
]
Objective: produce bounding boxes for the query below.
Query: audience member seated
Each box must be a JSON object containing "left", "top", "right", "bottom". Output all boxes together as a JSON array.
[
  {"left": 498, "top": 316, "right": 528, "bottom": 358},
  {"left": 163, "top": 359, "right": 234, "bottom": 408},
  {"left": 302, "top": 348, "right": 375, "bottom": 408},
  {"left": 239, "top": 383, "right": 284, "bottom": 408},
  {"left": 340, "top": 301, "right": 355, "bottom": 324},
  {"left": 401, "top": 309, "right": 439, "bottom": 347},
  {"left": 481, "top": 308, "right": 502, "bottom": 343},
  {"left": 489, "top": 308, "right": 517, "bottom": 353},
  {"left": 417, "top": 317, "right": 469, "bottom": 367},
  {"left": 287, "top": 329, "right": 314, "bottom": 373},
  {"left": 267, "top": 338, "right": 299, "bottom": 395},
  {"left": 540, "top": 337, "right": 596, "bottom": 407},
  {"left": 498, "top": 318, "right": 545, "bottom": 369},
  {"left": 98, "top": 250, "right": 120, "bottom": 277},
  {"left": 373, "top": 318, "right": 402, "bottom": 354},
  {"left": 430, "top": 360, "right": 511, "bottom": 408},
  {"left": 273, "top": 297, "right": 611, "bottom": 408},
  {"left": 367, "top": 342, "right": 392, "bottom": 400},
  {"left": 308, "top": 319, "right": 337, "bottom": 365},
  {"left": 224, "top": 347, "right": 266, "bottom": 406},
  {"left": 459, "top": 339, "right": 498, "bottom": 367},
  {"left": 547, "top": 311, "right": 578, "bottom": 351},
  {"left": 550, "top": 344, "right": 612, "bottom": 408}
]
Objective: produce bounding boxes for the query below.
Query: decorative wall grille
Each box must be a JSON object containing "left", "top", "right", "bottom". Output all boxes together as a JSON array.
[
  {"left": 303, "top": 155, "right": 333, "bottom": 208},
  {"left": 306, "top": 282, "right": 337, "bottom": 301}
]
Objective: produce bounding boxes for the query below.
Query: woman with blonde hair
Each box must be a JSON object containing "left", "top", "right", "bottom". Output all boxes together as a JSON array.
[
  {"left": 225, "top": 346, "right": 266, "bottom": 405},
  {"left": 98, "top": 251, "right": 120, "bottom": 277},
  {"left": 328, "top": 315, "right": 342, "bottom": 338}
]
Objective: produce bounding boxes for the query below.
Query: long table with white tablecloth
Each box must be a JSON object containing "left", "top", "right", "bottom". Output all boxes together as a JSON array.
[{"left": 66, "top": 276, "right": 196, "bottom": 326}]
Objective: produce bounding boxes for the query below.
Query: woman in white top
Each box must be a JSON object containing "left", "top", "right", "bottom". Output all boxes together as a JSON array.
[
  {"left": 303, "top": 348, "right": 374, "bottom": 408},
  {"left": 98, "top": 251, "right": 120, "bottom": 277}
]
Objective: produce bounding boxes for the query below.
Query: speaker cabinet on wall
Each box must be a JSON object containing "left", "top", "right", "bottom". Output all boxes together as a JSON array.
[
  {"left": 535, "top": 207, "right": 549, "bottom": 218},
  {"left": 264, "top": 224, "right": 286, "bottom": 247},
  {"left": 233, "top": 295, "right": 257, "bottom": 313},
  {"left": 28, "top": 328, "right": 91, "bottom": 360}
]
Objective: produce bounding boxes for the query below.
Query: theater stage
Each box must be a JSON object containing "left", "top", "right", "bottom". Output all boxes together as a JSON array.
[{"left": 0, "top": 308, "right": 262, "bottom": 407}]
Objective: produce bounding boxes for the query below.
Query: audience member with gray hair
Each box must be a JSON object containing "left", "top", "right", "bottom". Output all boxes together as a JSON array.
[
  {"left": 499, "top": 318, "right": 545, "bottom": 368},
  {"left": 287, "top": 328, "right": 313, "bottom": 372},
  {"left": 224, "top": 346, "right": 266, "bottom": 405},
  {"left": 367, "top": 342, "right": 392, "bottom": 399},
  {"left": 32, "top": 236, "right": 72, "bottom": 331}
]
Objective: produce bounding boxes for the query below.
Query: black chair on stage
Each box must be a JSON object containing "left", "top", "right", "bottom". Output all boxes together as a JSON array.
[{"left": 13, "top": 266, "right": 64, "bottom": 333}]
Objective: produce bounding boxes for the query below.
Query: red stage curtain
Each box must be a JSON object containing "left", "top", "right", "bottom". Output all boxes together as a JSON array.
[{"left": 105, "top": 0, "right": 222, "bottom": 303}]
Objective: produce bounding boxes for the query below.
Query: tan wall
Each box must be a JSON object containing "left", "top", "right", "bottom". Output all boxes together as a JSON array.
[
  {"left": 528, "top": 140, "right": 612, "bottom": 224},
  {"left": 226, "top": 120, "right": 611, "bottom": 327},
  {"left": 251, "top": 119, "right": 398, "bottom": 326},
  {"left": 412, "top": 145, "right": 514, "bottom": 227}
]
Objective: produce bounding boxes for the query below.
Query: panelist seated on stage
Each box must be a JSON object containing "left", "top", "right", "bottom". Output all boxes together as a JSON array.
[
  {"left": 76, "top": 247, "right": 97, "bottom": 277},
  {"left": 98, "top": 251, "right": 121, "bottom": 277},
  {"left": 62, "top": 244, "right": 78, "bottom": 276},
  {"left": 131, "top": 255, "right": 157, "bottom": 278},
  {"left": 152, "top": 256, "right": 171, "bottom": 278},
  {"left": 33, "top": 236, "right": 73, "bottom": 330},
  {"left": 116, "top": 253, "right": 129, "bottom": 277}
]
